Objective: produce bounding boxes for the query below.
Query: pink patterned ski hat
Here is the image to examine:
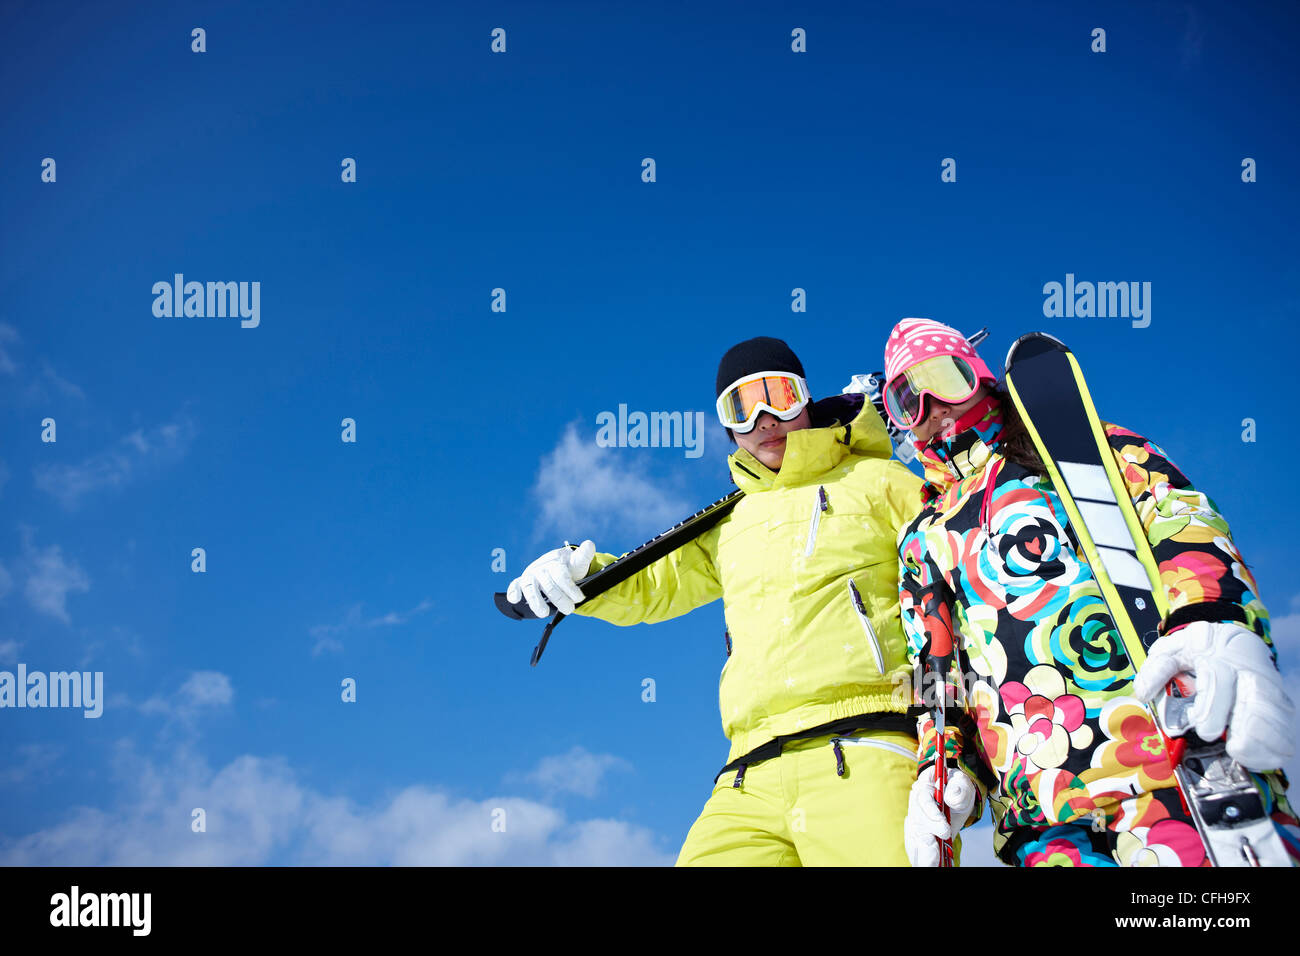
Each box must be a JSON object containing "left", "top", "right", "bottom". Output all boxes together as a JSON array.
[{"left": 884, "top": 318, "right": 997, "bottom": 386}]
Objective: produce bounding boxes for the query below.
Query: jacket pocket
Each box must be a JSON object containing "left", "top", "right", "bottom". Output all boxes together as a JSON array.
[
  {"left": 847, "top": 578, "right": 885, "bottom": 673},
  {"left": 830, "top": 735, "right": 919, "bottom": 762},
  {"left": 803, "top": 485, "right": 828, "bottom": 557},
  {"left": 829, "top": 733, "right": 919, "bottom": 777}
]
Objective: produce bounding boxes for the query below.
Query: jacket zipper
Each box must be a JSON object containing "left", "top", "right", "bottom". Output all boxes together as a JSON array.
[
  {"left": 830, "top": 735, "right": 918, "bottom": 776},
  {"left": 979, "top": 458, "right": 1004, "bottom": 535},
  {"left": 847, "top": 579, "right": 885, "bottom": 673},
  {"left": 803, "top": 486, "right": 828, "bottom": 556}
]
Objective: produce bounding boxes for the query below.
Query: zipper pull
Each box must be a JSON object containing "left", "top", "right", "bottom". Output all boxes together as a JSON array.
[
  {"left": 832, "top": 738, "right": 846, "bottom": 777},
  {"left": 724, "top": 628, "right": 732, "bottom": 657},
  {"left": 849, "top": 578, "right": 886, "bottom": 673},
  {"left": 818, "top": 486, "right": 829, "bottom": 512},
  {"left": 848, "top": 579, "right": 867, "bottom": 613}
]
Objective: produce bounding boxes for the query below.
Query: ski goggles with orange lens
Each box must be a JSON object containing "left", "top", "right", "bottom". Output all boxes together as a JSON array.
[
  {"left": 884, "top": 355, "right": 980, "bottom": 429},
  {"left": 716, "top": 371, "right": 811, "bottom": 433}
]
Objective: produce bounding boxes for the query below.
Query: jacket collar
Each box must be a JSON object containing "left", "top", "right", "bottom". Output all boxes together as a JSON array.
[
  {"left": 727, "top": 393, "right": 894, "bottom": 491},
  {"left": 914, "top": 395, "right": 1005, "bottom": 501}
]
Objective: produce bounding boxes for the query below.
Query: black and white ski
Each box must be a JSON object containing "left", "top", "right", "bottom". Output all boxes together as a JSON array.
[
  {"left": 1004, "top": 331, "right": 1290, "bottom": 867},
  {"left": 493, "top": 490, "right": 743, "bottom": 664}
]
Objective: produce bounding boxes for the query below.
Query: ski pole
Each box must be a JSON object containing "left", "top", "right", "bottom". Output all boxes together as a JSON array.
[{"left": 906, "top": 578, "right": 960, "bottom": 867}]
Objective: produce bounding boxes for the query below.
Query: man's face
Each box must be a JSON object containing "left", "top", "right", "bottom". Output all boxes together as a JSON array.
[{"left": 733, "top": 407, "right": 813, "bottom": 470}]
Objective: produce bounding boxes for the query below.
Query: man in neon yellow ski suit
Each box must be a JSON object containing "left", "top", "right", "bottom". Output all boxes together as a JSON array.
[{"left": 508, "top": 337, "right": 940, "bottom": 865}]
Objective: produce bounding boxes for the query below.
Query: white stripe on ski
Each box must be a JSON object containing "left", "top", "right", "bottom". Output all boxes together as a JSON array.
[
  {"left": 1096, "top": 545, "right": 1154, "bottom": 590},
  {"left": 1058, "top": 460, "right": 1112, "bottom": 500},
  {"left": 1076, "top": 500, "right": 1136, "bottom": 550}
]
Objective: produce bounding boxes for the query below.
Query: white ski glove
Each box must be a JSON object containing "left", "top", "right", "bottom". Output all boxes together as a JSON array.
[
  {"left": 903, "top": 765, "right": 977, "bottom": 867},
  {"left": 1133, "top": 620, "right": 1295, "bottom": 771},
  {"left": 505, "top": 541, "right": 597, "bottom": 618}
]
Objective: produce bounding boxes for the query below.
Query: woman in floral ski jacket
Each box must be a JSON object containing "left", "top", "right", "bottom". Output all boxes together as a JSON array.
[{"left": 884, "top": 318, "right": 1297, "bottom": 867}]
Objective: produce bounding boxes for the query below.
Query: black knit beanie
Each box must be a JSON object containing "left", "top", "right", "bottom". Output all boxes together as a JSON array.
[{"left": 715, "top": 337, "right": 806, "bottom": 396}]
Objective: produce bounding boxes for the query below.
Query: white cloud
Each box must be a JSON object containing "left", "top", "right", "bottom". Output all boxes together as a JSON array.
[
  {"left": 309, "top": 599, "right": 434, "bottom": 656},
  {"left": 956, "top": 822, "right": 1004, "bottom": 867},
  {"left": 139, "top": 671, "right": 234, "bottom": 721},
  {"left": 0, "top": 742, "right": 62, "bottom": 787},
  {"left": 299, "top": 788, "right": 669, "bottom": 866},
  {"left": 310, "top": 634, "right": 344, "bottom": 656},
  {"left": 545, "top": 817, "right": 673, "bottom": 866},
  {"left": 509, "top": 745, "right": 632, "bottom": 798},
  {"left": 1267, "top": 595, "right": 1300, "bottom": 788},
  {"left": 0, "top": 562, "right": 12, "bottom": 601},
  {"left": 0, "top": 639, "right": 19, "bottom": 664},
  {"left": 1268, "top": 596, "right": 1300, "bottom": 664},
  {"left": 309, "top": 604, "right": 363, "bottom": 648},
  {"left": 0, "top": 743, "right": 676, "bottom": 867},
  {"left": 689, "top": 409, "right": 743, "bottom": 466},
  {"left": 178, "top": 671, "right": 234, "bottom": 709},
  {"left": 33, "top": 415, "right": 196, "bottom": 509},
  {"left": 39, "top": 360, "right": 85, "bottom": 400},
  {"left": 0, "top": 744, "right": 303, "bottom": 866},
  {"left": 20, "top": 530, "right": 89, "bottom": 624},
  {"left": 532, "top": 423, "right": 690, "bottom": 544},
  {"left": 365, "top": 598, "right": 433, "bottom": 628},
  {"left": 0, "top": 324, "right": 88, "bottom": 404}
]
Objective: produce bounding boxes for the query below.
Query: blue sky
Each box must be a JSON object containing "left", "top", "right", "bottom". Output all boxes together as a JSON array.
[{"left": 1, "top": 0, "right": 1297, "bottom": 865}]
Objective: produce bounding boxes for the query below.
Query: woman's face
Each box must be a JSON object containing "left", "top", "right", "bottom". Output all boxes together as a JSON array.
[
  {"left": 910, "top": 386, "right": 991, "bottom": 442},
  {"left": 733, "top": 407, "right": 813, "bottom": 470}
]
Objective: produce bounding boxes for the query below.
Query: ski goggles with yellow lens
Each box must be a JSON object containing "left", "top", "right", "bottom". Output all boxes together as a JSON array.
[
  {"left": 716, "top": 371, "right": 811, "bottom": 433},
  {"left": 883, "top": 355, "right": 980, "bottom": 429}
]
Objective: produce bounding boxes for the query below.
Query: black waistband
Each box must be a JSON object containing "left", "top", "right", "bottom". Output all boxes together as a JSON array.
[{"left": 714, "top": 709, "right": 924, "bottom": 783}]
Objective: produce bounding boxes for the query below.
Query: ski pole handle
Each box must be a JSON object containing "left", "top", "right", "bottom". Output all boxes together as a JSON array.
[
  {"left": 935, "top": 763, "right": 953, "bottom": 867},
  {"left": 931, "top": 656, "right": 955, "bottom": 869},
  {"left": 493, "top": 490, "right": 744, "bottom": 625},
  {"left": 493, "top": 562, "right": 598, "bottom": 620},
  {"left": 493, "top": 590, "right": 556, "bottom": 621},
  {"left": 490, "top": 591, "right": 566, "bottom": 666}
]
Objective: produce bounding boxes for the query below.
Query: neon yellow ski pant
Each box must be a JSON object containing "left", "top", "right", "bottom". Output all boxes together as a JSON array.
[{"left": 676, "top": 729, "right": 938, "bottom": 866}]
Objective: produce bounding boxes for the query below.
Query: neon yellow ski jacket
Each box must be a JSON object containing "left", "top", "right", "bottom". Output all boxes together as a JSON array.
[{"left": 574, "top": 395, "right": 925, "bottom": 764}]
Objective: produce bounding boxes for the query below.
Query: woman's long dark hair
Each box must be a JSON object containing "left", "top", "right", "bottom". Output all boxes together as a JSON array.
[{"left": 989, "top": 383, "right": 1047, "bottom": 476}]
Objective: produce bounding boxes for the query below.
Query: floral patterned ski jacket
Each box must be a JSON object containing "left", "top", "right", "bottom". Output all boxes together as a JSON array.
[{"left": 896, "top": 395, "right": 1294, "bottom": 865}]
